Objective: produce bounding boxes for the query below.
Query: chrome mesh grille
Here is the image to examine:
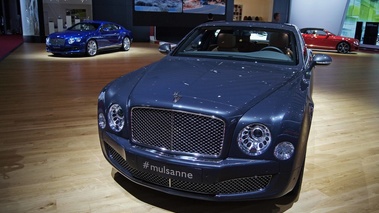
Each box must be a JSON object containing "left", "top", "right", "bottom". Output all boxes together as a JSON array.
[
  {"left": 131, "top": 107, "right": 225, "bottom": 157},
  {"left": 106, "top": 143, "right": 272, "bottom": 195},
  {"left": 50, "top": 38, "right": 66, "bottom": 46}
]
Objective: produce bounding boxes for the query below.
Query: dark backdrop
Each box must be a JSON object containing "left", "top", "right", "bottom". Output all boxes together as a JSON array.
[
  {"left": 91, "top": 0, "right": 234, "bottom": 42},
  {"left": 91, "top": 0, "right": 289, "bottom": 42},
  {"left": 92, "top": 0, "right": 150, "bottom": 41}
]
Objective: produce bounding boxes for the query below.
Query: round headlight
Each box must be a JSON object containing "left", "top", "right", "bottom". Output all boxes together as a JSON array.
[
  {"left": 274, "top": 142, "right": 294, "bottom": 160},
  {"left": 68, "top": 38, "right": 75, "bottom": 44},
  {"left": 238, "top": 124, "right": 271, "bottom": 156},
  {"left": 108, "top": 104, "right": 124, "bottom": 132},
  {"left": 98, "top": 112, "right": 106, "bottom": 129}
]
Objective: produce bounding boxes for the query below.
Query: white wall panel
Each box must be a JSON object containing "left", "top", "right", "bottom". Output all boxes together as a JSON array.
[
  {"left": 289, "top": 0, "right": 349, "bottom": 35},
  {"left": 234, "top": 0, "right": 274, "bottom": 22}
]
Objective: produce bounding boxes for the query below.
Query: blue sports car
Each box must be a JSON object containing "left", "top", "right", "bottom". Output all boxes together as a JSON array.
[
  {"left": 46, "top": 20, "right": 133, "bottom": 56},
  {"left": 98, "top": 21, "right": 332, "bottom": 201}
]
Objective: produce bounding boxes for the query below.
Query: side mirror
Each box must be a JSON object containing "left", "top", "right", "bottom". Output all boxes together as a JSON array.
[
  {"left": 159, "top": 43, "right": 172, "bottom": 55},
  {"left": 313, "top": 53, "right": 332, "bottom": 65}
]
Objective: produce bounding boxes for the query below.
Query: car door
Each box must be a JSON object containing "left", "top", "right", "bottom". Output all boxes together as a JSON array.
[
  {"left": 302, "top": 29, "right": 327, "bottom": 49},
  {"left": 99, "top": 23, "right": 119, "bottom": 48},
  {"left": 312, "top": 30, "right": 336, "bottom": 50},
  {"left": 302, "top": 29, "right": 317, "bottom": 48}
]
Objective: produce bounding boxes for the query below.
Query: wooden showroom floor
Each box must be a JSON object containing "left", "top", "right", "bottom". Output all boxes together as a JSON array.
[{"left": 0, "top": 43, "right": 378, "bottom": 213}]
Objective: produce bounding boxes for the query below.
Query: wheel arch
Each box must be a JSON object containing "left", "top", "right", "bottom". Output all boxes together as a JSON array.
[{"left": 336, "top": 41, "right": 350, "bottom": 53}]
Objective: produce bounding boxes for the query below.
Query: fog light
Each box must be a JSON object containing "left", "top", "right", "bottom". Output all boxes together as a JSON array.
[
  {"left": 98, "top": 112, "right": 106, "bottom": 129},
  {"left": 274, "top": 142, "right": 294, "bottom": 160}
]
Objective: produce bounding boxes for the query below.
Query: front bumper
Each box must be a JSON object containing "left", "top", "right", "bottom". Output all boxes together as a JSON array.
[
  {"left": 46, "top": 45, "right": 85, "bottom": 55},
  {"left": 100, "top": 131, "right": 302, "bottom": 201}
]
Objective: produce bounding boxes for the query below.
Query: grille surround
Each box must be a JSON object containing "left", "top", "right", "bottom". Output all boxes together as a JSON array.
[
  {"left": 131, "top": 107, "right": 225, "bottom": 158},
  {"left": 106, "top": 143, "right": 272, "bottom": 195}
]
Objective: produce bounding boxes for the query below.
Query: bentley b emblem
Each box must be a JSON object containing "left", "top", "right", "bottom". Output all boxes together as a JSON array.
[{"left": 173, "top": 92, "right": 182, "bottom": 103}]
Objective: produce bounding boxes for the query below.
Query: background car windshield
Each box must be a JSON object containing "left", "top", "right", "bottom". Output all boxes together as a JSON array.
[
  {"left": 174, "top": 26, "right": 298, "bottom": 65},
  {"left": 68, "top": 23, "right": 100, "bottom": 31}
]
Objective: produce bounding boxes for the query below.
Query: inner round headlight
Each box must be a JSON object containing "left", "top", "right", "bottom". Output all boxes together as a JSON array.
[
  {"left": 238, "top": 124, "right": 271, "bottom": 156},
  {"left": 108, "top": 104, "right": 124, "bottom": 132},
  {"left": 68, "top": 38, "right": 75, "bottom": 44},
  {"left": 274, "top": 142, "right": 294, "bottom": 160}
]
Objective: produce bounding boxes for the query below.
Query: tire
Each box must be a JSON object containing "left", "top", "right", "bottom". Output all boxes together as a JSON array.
[
  {"left": 337, "top": 42, "right": 350, "bottom": 54},
  {"left": 86, "top": 39, "right": 98, "bottom": 56},
  {"left": 121, "top": 37, "right": 131, "bottom": 51}
]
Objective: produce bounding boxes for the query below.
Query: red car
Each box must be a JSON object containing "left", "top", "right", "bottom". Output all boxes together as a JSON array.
[{"left": 300, "top": 28, "right": 359, "bottom": 53}]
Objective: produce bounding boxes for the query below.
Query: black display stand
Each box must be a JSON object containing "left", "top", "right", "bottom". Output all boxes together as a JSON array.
[{"left": 363, "top": 22, "right": 378, "bottom": 45}]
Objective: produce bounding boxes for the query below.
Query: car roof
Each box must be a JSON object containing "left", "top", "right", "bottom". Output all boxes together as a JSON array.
[
  {"left": 300, "top": 27, "right": 325, "bottom": 32},
  {"left": 80, "top": 20, "right": 114, "bottom": 25},
  {"left": 199, "top": 21, "right": 299, "bottom": 32}
]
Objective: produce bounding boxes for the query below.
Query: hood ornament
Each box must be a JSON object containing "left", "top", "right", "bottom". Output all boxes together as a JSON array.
[{"left": 173, "top": 92, "right": 182, "bottom": 103}]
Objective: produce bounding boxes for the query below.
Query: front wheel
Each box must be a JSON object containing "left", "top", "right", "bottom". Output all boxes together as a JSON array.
[
  {"left": 121, "top": 37, "right": 131, "bottom": 51},
  {"left": 337, "top": 42, "right": 350, "bottom": 54},
  {"left": 86, "top": 39, "right": 98, "bottom": 56}
]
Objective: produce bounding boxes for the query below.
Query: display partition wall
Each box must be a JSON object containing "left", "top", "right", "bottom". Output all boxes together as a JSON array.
[
  {"left": 16, "top": 0, "right": 290, "bottom": 43},
  {"left": 14, "top": 0, "right": 379, "bottom": 46}
]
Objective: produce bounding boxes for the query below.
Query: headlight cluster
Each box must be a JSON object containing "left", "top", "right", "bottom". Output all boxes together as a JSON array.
[
  {"left": 98, "top": 104, "right": 125, "bottom": 132},
  {"left": 237, "top": 123, "right": 295, "bottom": 160},
  {"left": 46, "top": 37, "right": 50, "bottom": 45},
  {"left": 68, "top": 37, "right": 82, "bottom": 44}
]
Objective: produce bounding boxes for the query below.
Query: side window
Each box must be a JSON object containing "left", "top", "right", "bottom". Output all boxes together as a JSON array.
[
  {"left": 102, "top": 24, "right": 111, "bottom": 31},
  {"left": 178, "top": 29, "right": 218, "bottom": 52},
  {"left": 83, "top": 24, "right": 91, "bottom": 30},
  {"left": 186, "top": 34, "right": 204, "bottom": 51},
  {"left": 87, "top": 24, "right": 96, "bottom": 30},
  {"left": 316, "top": 30, "right": 327, "bottom": 36},
  {"left": 72, "top": 24, "right": 82, "bottom": 30},
  {"left": 109, "top": 24, "right": 119, "bottom": 31}
]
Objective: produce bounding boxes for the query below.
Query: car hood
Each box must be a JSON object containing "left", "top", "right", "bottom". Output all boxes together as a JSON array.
[
  {"left": 127, "top": 57, "right": 298, "bottom": 116},
  {"left": 48, "top": 30, "right": 93, "bottom": 38}
]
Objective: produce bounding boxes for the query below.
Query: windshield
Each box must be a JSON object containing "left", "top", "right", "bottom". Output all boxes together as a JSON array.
[
  {"left": 68, "top": 23, "right": 100, "bottom": 31},
  {"left": 173, "top": 26, "right": 298, "bottom": 65}
]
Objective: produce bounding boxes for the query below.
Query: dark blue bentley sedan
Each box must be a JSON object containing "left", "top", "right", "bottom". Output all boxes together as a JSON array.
[
  {"left": 98, "top": 21, "right": 332, "bottom": 201},
  {"left": 46, "top": 20, "right": 133, "bottom": 56}
]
